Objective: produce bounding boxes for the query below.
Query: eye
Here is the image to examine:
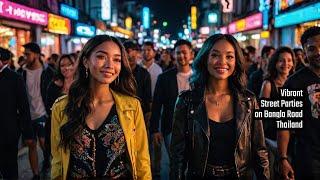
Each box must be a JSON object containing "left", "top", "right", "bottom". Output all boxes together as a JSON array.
[
  {"left": 226, "top": 55, "right": 234, "bottom": 60},
  {"left": 308, "top": 46, "right": 316, "bottom": 52},
  {"left": 211, "top": 53, "right": 219, "bottom": 58},
  {"left": 113, "top": 58, "right": 121, "bottom": 63},
  {"left": 96, "top": 55, "right": 105, "bottom": 60}
]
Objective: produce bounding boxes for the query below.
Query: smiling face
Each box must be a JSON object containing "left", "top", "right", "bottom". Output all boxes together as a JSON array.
[
  {"left": 60, "top": 56, "right": 77, "bottom": 79},
  {"left": 207, "top": 39, "right": 236, "bottom": 81},
  {"left": 175, "top": 44, "right": 193, "bottom": 67},
  {"left": 84, "top": 41, "right": 121, "bottom": 85},
  {"left": 142, "top": 45, "right": 155, "bottom": 62},
  {"left": 276, "top": 52, "right": 294, "bottom": 76},
  {"left": 304, "top": 34, "right": 320, "bottom": 68}
]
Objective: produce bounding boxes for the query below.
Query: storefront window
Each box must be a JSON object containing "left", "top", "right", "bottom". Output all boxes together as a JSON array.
[
  {"left": 0, "top": 25, "right": 30, "bottom": 59},
  {"left": 41, "top": 33, "right": 60, "bottom": 59},
  {"left": 295, "top": 21, "right": 320, "bottom": 47}
]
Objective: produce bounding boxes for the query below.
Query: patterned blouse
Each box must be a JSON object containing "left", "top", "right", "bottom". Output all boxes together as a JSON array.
[{"left": 68, "top": 105, "right": 132, "bottom": 179}]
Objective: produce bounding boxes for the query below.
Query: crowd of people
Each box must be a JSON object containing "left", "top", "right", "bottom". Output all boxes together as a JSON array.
[{"left": 0, "top": 26, "right": 320, "bottom": 180}]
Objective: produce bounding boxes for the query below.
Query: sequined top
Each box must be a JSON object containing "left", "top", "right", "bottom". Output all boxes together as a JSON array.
[{"left": 68, "top": 105, "right": 132, "bottom": 179}]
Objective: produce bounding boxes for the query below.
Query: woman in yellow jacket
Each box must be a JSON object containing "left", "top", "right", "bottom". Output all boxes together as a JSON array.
[{"left": 51, "top": 35, "right": 151, "bottom": 180}]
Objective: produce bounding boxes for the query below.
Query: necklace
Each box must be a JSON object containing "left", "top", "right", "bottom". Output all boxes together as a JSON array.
[{"left": 205, "top": 92, "right": 231, "bottom": 107}]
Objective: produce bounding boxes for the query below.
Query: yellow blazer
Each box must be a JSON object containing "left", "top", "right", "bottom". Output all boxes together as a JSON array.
[{"left": 51, "top": 90, "right": 151, "bottom": 180}]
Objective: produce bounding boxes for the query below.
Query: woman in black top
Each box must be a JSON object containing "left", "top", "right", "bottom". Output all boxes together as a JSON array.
[
  {"left": 170, "top": 34, "right": 270, "bottom": 180},
  {"left": 260, "top": 47, "right": 295, "bottom": 179},
  {"left": 46, "top": 54, "right": 78, "bottom": 113},
  {"left": 44, "top": 54, "right": 78, "bottom": 169}
]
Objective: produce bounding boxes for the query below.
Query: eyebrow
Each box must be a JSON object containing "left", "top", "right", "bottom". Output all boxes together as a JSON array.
[
  {"left": 211, "top": 49, "right": 234, "bottom": 53},
  {"left": 96, "top": 50, "right": 121, "bottom": 57}
]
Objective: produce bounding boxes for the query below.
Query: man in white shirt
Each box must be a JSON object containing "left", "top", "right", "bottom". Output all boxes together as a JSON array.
[
  {"left": 140, "top": 41, "right": 163, "bottom": 97},
  {"left": 140, "top": 41, "right": 163, "bottom": 178},
  {"left": 21, "top": 43, "right": 54, "bottom": 179}
]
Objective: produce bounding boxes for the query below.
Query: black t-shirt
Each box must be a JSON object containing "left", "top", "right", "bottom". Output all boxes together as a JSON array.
[{"left": 284, "top": 67, "right": 320, "bottom": 161}]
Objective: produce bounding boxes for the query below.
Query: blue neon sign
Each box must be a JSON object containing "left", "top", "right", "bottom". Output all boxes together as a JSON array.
[
  {"left": 275, "top": 2, "right": 320, "bottom": 28},
  {"left": 142, "top": 7, "right": 150, "bottom": 29},
  {"left": 60, "top": 4, "right": 79, "bottom": 20},
  {"left": 75, "top": 23, "right": 96, "bottom": 37}
]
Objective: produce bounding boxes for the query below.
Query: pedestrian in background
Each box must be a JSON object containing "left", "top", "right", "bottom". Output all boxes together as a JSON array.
[{"left": 0, "top": 47, "right": 34, "bottom": 179}]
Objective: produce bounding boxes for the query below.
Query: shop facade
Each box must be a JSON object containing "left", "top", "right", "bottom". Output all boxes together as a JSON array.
[
  {"left": 274, "top": 1, "right": 320, "bottom": 47},
  {"left": 41, "top": 13, "right": 71, "bottom": 58},
  {"left": 0, "top": 0, "right": 47, "bottom": 58},
  {"left": 219, "top": 12, "right": 267, "bottom": 50}
]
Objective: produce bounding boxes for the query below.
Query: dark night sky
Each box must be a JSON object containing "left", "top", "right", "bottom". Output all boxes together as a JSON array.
[{"left": 144, "top": 0, "right": 191, "bottom": 39}]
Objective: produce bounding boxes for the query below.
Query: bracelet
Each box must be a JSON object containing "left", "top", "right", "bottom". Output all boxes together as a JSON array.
[{"left": 279, "top": 156, "right": 289, "bottom": 161}]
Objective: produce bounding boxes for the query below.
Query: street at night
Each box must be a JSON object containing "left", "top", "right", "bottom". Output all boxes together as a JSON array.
[{"left": 1, "top": 0, "right": 320, "bottom": 179}]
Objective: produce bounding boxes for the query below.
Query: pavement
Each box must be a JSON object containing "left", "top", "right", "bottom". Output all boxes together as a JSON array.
[{"left": 18, "top": 145, "right": 49, "bottom": 180}]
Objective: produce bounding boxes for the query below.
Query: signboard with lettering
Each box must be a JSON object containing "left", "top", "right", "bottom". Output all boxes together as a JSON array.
[
  {"left": 0, "top": 0, "right": 47, "bottom": 25},
  {"left": 48, "top": 13, "right": 71, "bottom": 35},
  {"left": 75, "top": 23, "right": 95, "bottom": 37},
  {"left": 60, "top": 3, "right": 78, "bottom": 20},
  {"left": 228, "top": 13, "right": 262, "bottom": 34},
  {"left": 191, "top": 6, "right": 197, "bottom": 30}
]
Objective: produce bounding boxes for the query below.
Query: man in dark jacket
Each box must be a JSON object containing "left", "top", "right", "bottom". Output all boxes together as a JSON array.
[
  {"left": 150, "top": 40, "right": 194, "bottom": 178},
  {"left": 0, "top": 47, "right": 34, "bottom": 179},
  {"left": 20, "top": 42, "right": 54, "bottom": 179}
]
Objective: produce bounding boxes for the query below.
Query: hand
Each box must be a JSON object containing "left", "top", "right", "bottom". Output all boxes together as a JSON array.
[
  {"left": 153, "top": 132, "right": 163, "bottom": 146},
  {"left": 280, "top": 159, "right": 295, "bottom": 180}
]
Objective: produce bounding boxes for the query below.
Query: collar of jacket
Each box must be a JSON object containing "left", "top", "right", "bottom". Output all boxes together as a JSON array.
[
  {"left": 111, "top": 89, "right": 136, "bottom": 111},
  {"left": 191, "top": 86, "right": 253, "bottom": 142}
]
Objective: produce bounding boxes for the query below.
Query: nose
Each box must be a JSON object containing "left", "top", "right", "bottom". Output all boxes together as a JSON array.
[
  {"left": 103, "top": 58, "right": 114, "bottom": 68},
  {"left": 216, "top": 55, "right": 227, "bottom": 64}
]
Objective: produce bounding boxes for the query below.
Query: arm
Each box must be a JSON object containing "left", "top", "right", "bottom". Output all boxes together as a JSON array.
[
  {"left": 51, "top": 102, "right": 63, "bottom": 179},
  {"left": 16, "top": 75, "right": 34, "bottom": 140},
  {"left": 259, "top": 80, "right": 271, "bottom": 99},
  {"left": 277, "top": 130, "right": 294, "bottom": 180},
  {"left": 134, "top": 100, "right": 152, "bottom": 179},
  {"left": 170, "top": 95, "right": 188, "bottom": 180},
  {"left": 251, "top": 97, "right": 270, "bottom": 180}
]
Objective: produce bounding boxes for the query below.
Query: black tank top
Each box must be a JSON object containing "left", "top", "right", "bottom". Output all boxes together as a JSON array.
[{"left": 207, "top": 119, "right": 236, "bottom": 166}]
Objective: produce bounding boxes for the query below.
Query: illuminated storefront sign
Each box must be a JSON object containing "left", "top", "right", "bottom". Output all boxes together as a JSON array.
[
  {"left": 125, "top": 16, "right": 132, "bottom": 30},
  {"left": 111, "top": 26, "right": 133, "bottom": 38},
  {"left": 208, "top": 12, "right": 217, "bottom": 24},
  {"left": 60, "top": 3, "right": 78, "bottom": 20},
  {"left": 48, "top": 13, "right": 70, "bottom": 35},
  {"left": 220, "top": 26, "right": 228, "bottom": 34},
  {"left": 101, "top": 0, "right": 111, "bottom": 20},
  {"left": 191, "top": 6, "right": 197, "bottom": 30},
  {"left": 75, "top": 23, "right": 95, "bottom": 37},
  {"left": 142, "top": 7, "right": 150, "bottom": 29},
  {"left": 275, "top": 2, "right": 320, "bottom": 28},
  {"left": 0, "top": 0, "right": 47, "bottom": 25},
  {"left": 260, "top": 31, "right": 270, "bottom": 39},
  {"left": 228, "top": 13, "right": 262, "bottom": 34}
]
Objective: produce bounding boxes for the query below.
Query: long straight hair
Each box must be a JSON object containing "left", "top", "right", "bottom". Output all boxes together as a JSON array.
[{"left": 60, "top": 35, "right": 136, "bottom": 149}]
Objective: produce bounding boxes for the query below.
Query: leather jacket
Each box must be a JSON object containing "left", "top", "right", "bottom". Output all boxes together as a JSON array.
[{"left": 170, "top": 87, "right": 270, "bottom": 180}]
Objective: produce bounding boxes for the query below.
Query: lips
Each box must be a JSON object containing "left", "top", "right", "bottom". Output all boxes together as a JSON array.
[
  {"left": 101, "top": 71, "right": 114, "bottom": 77},
  {"left": 214, "top": 67, "right": 229, "bottom": 73}
]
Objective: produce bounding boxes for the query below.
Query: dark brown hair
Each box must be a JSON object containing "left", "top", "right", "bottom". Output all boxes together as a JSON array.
[
  {"left": 60, "top": 35, "right": 136, "bottom": 149},
  {"left": 190, "top": 34, "right": 247, "bottom": 93}
]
